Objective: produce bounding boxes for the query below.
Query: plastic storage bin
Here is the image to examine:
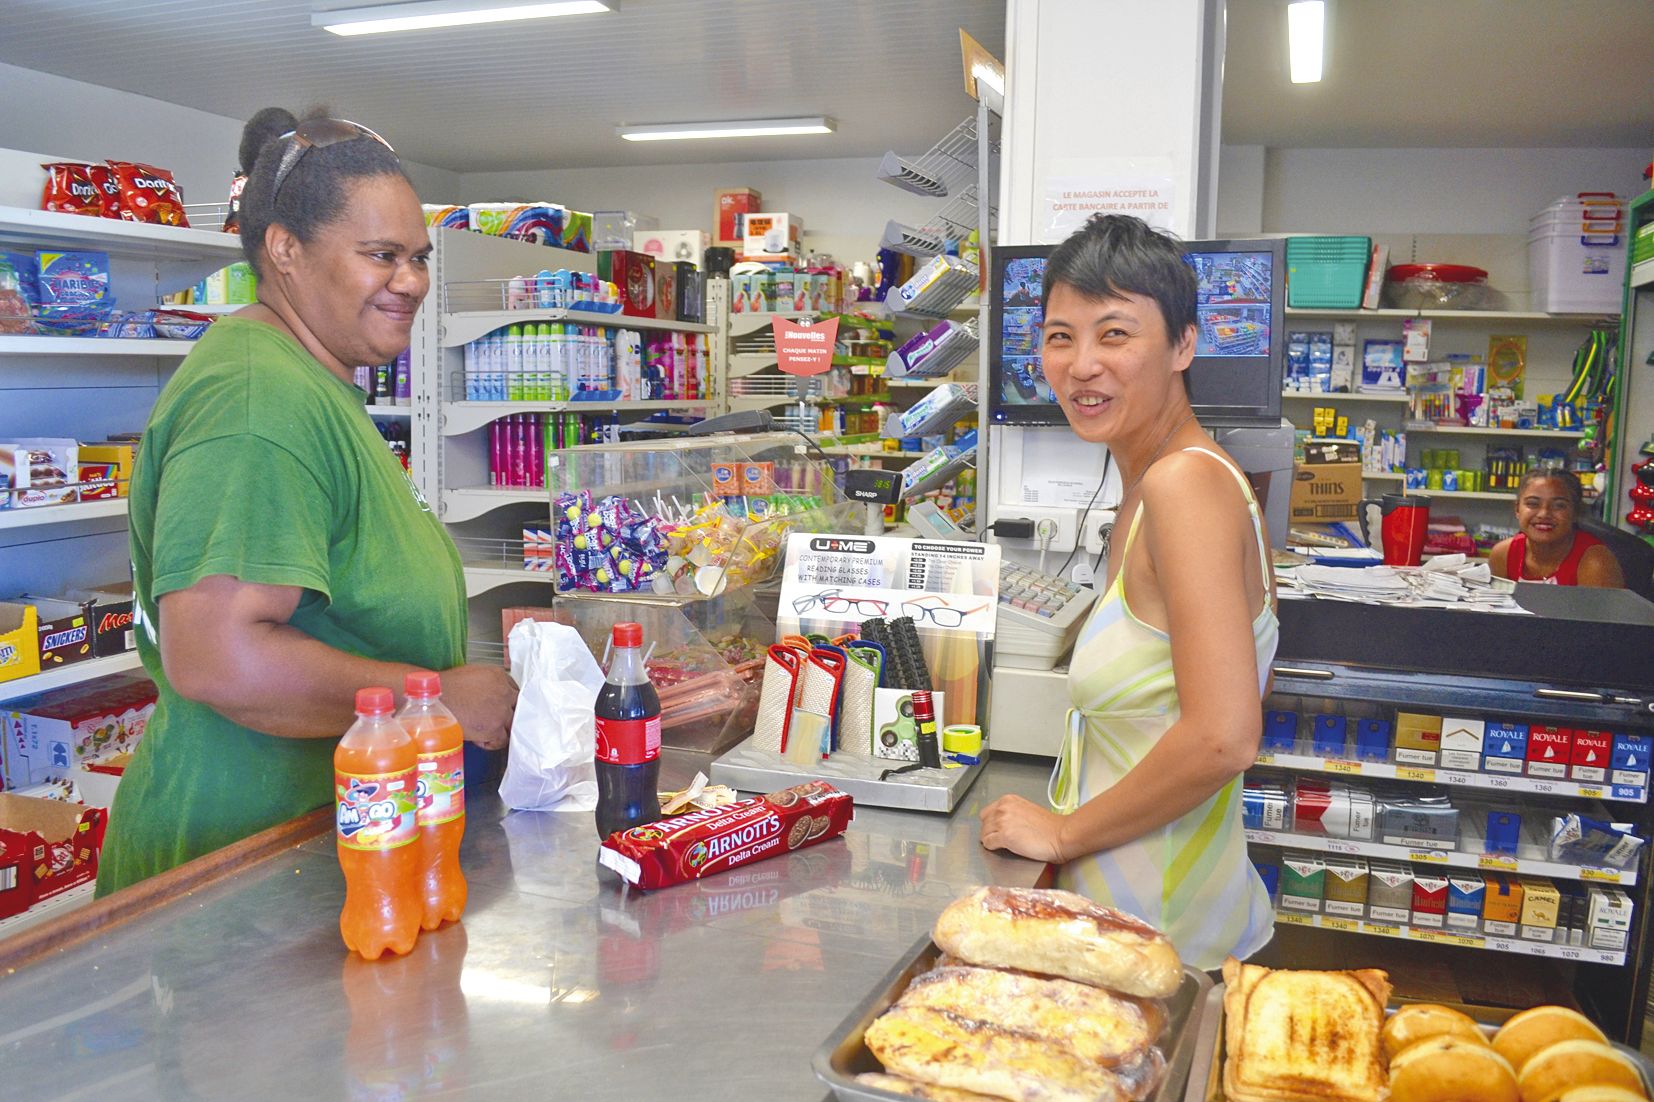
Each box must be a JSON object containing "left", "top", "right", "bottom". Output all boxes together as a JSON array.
[
  {"left": 1286, "top": 236, "right": 1372, "bottom": 308},
  {"left": 1528, "top": 194, "right": 1627, "bottom": 314}
]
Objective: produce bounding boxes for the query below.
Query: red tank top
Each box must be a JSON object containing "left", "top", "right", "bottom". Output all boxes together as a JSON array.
[{"left": 1504, "top": 530, "right": 1604, "bottom": 585}]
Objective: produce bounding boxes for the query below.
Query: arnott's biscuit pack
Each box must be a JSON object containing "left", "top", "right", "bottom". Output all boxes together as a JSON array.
[{"left": 598, "top": 780, "right": 852, "bottom": 890}]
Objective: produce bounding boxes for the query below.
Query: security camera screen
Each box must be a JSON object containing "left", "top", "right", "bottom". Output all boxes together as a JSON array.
[
  {"left": 1184, "top": 250, "right": 1273, "bottom": 357},
  {"left": 997, "top": 256, "right": 1052, "bottom": 407}
]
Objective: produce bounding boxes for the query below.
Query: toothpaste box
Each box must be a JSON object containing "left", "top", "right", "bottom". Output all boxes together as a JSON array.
[
  {"left": 1446, "top": 875, "right": 1486, "bottom": 930},
  {"left": 1612, "top": 732, "right": 1652, "bottom": 790},
  {"left": 1410, "top": 871, "right": 1450, "bottom": 928},
  {"left": 1280, "top": 856, "right": 1326, "bottom": 913},
  {"left": 1312, "top": 715, "right": 1348, "bottom": 758},
  {"left": 1393, "top": 712, "right": 1442, "bottom": 766},
  {"left": 1482, "top": 721, "right": 1530, "bottom": 774},
  {"left": 1322, "top": 858, "right": 1369, "bottom": 918},
  {"left": 1354, "top": 718, "right": 1391, "bottom": 761},
  {"left": 1439, "top": 717, "right": 1486, "bottom": 772},
  {"left": 1366, "top": 861, "right": 1415, "bottom": 924},
  {"left": 1570, "top": 729, "right": 1613, "bottom": 784},
  {"left": 1482, "top": 874, "right": 1523, "bottom": 935},
  {"left": 1527, "top": 726, "right": 1573, "bottom": 779},
  {"left": 1518, "top": 877, "right": 1560, "bottom": 941},
  {"left": 1262, "top": 710, "right": 1298, "bottom": 752}
]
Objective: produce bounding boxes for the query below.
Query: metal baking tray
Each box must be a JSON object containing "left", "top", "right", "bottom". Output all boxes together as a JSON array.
[
  {"left": 1185, "top": 984, "right": 1654, "bottom": 1102},
  {"left": 814, "top": 933, "right": 1214, "bottom": 1102}
]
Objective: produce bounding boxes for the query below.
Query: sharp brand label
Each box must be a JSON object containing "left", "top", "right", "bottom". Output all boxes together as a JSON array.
[
  {"left": 809, "top": 537, "right": 875, "bottom": 554},
  {"left": 98, "top": 611, "right": 133, "bottom": 633},
  {"left": 42, "top": 627, "right": 87, "bottom": 650}
]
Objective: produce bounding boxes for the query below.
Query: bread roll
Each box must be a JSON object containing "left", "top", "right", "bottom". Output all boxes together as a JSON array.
[
  {"left": 1385, "top": 1004, "right": 1491, "bottom": 1062},
  {"left": 1389, "top": 1035, "right": 1518, "bottom": 1102},
  {"left": 854, "top": 1071, "right": 1002, "bottom": 1100},
  {"left": 933, "top": 887, "right": 1182, "bottom": 998},
  {"left": 1517, "top": 1040, "right": 1644, "bottom": 1102},
  {"left": 1494, "top": 1006, "right": 1610, "bottom": 1073},
  {"left": 1557, "top": 1088, "right": 1648, "bottom": 1102}
]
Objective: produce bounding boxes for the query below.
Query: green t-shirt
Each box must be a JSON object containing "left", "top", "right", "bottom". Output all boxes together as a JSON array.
[{"left": 97, "top": 316, "right": 466, "bottom": 895}]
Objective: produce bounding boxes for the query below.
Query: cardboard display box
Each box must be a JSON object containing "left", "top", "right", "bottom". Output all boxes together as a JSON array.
[
  {"left": 595, "top": 250, "right": 657, "bottom": 318},
  {"left": 714, "top": 187, "right": 762, "bottom": 247},
  {"left": 0, "top": 602, "right": 41, "bottom": 685},
  {"left": 21, "top": 595, "right": 96, "bottom": 671},
  {"left": 0, "top": 793, "right": 107, "bottom": 919},
  {"left": 3, "top": 672, "right": 155, "bottom": 788},
  {"left": 1289, "top": 461, "right": 1361, "bottom": 522}
]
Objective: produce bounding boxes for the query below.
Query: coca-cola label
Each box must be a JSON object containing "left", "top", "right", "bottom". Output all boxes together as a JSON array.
[
  {"left": 415, "top": 746, "right": 465, "bottom": 825},
  {"left": 334, "top": 769, "right": 418, "bottom": 851},
  {"left": 595, "top": 714, "right": 661, "bottom": 765}
]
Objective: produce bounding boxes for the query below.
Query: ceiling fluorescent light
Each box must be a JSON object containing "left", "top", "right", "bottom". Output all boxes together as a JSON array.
[
  {"left": 617, "top": 118, "right": 835, "bottom": 142},
  {"left": 1287, "top": 1, "right": 1325, "bottom": 83},
  {"left": 315, "top": 0, "right": 613, "bottom": 36}
]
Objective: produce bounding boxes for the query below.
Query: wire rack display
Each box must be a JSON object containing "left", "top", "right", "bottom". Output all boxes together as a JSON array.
[
  {"left": 443, "top": 278, "right": 619, "bottom": 314},
  {"left": 875, "top": 115, "right": 987, "bottom": 199},
  {"left": 729, "top": 375, "right": 825, "bottom": 398},
  {"left": 886, "top": 318, "right": 979, "bottom": 379}
]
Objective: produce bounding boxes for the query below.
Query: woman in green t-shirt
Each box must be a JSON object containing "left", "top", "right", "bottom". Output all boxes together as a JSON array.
[{"left": 98, "top": 108, "right": 519, "bottom": 894}]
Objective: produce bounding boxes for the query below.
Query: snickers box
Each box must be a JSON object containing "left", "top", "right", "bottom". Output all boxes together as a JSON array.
[
  {"left": 1446, "top": 875, "right": 1485, "bottom": 930},
  {"left": 1482, "top": 721, "right": 1530, "bottom": 774},
  {"left": 21, "top": 596, "right": 95, "bottom": 671},
  {"left": 1439, "top": 717, "right": 1486, "bottom": 772},
  {"left": 1393, "top": 711, "right": 1441, "bottom": 766},
  {"left": 1354, "top": 718, "right": 1391, "bottom": 762},
  {"left": 1410, "top": 871, "right": 1450, "bottom": 928},
  {"left": 1526, "top": 725, "right": 1573, "bottom": 779},
  {"left": 1612, "top": 732, "right": 1651, "bottom": 790},
  {"left": 1570, "top": 729, "right": 1613, "bottom": 784},
  {"left": 1482, "top": 874, "right": 1523, "bottom": 935},
  {"left": 1312, "top": 715, "right": 1348, "bottom": 758},
  {"left": 1366, "top": 861, "right": 1414, "bottom": 924},
  {"left": 1262, "top": 710, "right": 1298, "bottom": 752}
]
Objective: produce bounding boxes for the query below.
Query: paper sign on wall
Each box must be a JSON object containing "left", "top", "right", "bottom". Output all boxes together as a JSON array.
[
  {"left": 1039, "top": 175, "right": 1177, "bottom": 242},
  {"left": 773, "top": 316, "right": 839, "bottom": 376}
]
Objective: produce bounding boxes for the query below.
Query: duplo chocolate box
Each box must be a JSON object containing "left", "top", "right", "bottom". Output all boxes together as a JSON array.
[
  {"left": 1482, "top": 721, "right": 1530, "bottom": 774},
  {"left": 1447, "top": 875, "right": 1485, "bottom": 930},
  {"left": 1570, "top": 729, "right": 1613, "bottom": 784},
  {"left": 1439, "top": 717, "right": 1486, "bottom": 772},
  {"left": 1526, "top": 725, "right": 1573, "bottom": 779},
  {"left": 1482, "top": 874, "right": 1523, "bottom": 935},
  {"left": 1322, "top": 857, "right": 1369, "bottom": 918},
  {"left": 1366, "top": 860, "right": 1414, "bottom": 924},
  {"left": 1280, "top": 856, "right": 1326, "bottom": 913},
  {"left": 1393, "top": 712, "right": 1442, "bottom": 766},
  {"left": 1518, "top": 877, "right": 1560, "bottom": 941}
]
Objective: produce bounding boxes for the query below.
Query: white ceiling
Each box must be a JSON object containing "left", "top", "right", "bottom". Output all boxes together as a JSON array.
[
  {"left": 1223, "top": 0, "right": 1654, "bottom": 149},
  {"left": 0, "top": 0, "right": 1008, "bottom": 172},
  {"left": 1, "top": 0, "right": 1649, "bottom": 175}
]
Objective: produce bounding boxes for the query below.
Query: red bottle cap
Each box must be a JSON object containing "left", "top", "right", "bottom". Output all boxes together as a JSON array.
[
  {"left": 404, "top": 671, "right": 442, "bottom": 698},
  {"left": 355, "top": 687, "right": 394, "bottom": 715},
  {"left": 613, "top": 622, "right": 643, "bottom": 648}
]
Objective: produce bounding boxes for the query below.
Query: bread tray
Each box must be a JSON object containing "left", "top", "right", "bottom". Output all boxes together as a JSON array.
[
  {"left": 813, "top": 933, "right": 1214, "bottom": 1102},
  {"left": 1185, "top": 983, "right": 1654, "bottom": 1102}
]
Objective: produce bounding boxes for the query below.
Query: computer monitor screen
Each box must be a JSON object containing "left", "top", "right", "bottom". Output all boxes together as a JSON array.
[{"left": 989, "top": 238, "right": 1285, "bottom": 427}]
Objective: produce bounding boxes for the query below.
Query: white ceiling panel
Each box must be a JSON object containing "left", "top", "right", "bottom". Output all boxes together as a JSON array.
[
  {"left": 1223, "top": 0, "right": 1654, "bottom": 149},
  {"left": 0, "top": 0, "right": 1008, "bottom": 171}
]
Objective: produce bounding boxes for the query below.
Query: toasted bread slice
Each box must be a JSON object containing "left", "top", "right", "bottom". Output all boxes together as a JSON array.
[
  {"left": 1221, "top": 958, "right": 1391, "bottom": 1102},
  {"left": 854, "top": 1071, "right": 1003, "bottom": 1101}
]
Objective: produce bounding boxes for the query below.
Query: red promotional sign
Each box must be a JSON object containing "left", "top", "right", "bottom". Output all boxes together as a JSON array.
[{"left": 772, "top": 316, "right": 839, "bottom": 376}]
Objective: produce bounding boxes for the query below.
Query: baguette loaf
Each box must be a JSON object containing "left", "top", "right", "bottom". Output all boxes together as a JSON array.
[{"left": 932, "top": 887, "right": 1182, "bottom": 998}]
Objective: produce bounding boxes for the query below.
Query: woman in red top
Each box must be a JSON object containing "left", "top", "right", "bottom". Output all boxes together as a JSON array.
[{"left": 1488, "top": 468, "right": 1624, "bottom": 587}]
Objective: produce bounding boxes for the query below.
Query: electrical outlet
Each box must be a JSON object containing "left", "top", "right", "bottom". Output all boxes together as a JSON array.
[
  {"left": 991, "top": 505, "right": 1078, "bottom": 553},
  {"left": 1082, "top": 508, "right": 1119, "bottom": 555}
]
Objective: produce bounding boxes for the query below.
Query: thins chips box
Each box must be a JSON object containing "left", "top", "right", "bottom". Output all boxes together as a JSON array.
[
  {"left": 1518, "top": 877, "right": 1561, "bottom": 941},
  {"left": 1394, "top": 712, "right": 1442, "bottom": 766},
  {"left": 1483, "top": 721, "right": 1530, "bottom": 774},
  {"left": 1570, "top": 729, "right": 1613, "bottom": 784},
  {"left": 1612, "top": 732, "right": 1651, "bottom": 790},
  {"left": 0, "top": 793, "right": 107, "bottom": 920},
  {"left": 1482, "top": 874, "right": 1524, "bottom": 935},
  {"left": 1439, "top": 717, "right": 1486, "bottom": 772},
  {"left": 1526, "top": 725, "right": 1573, "bottom": 779}
]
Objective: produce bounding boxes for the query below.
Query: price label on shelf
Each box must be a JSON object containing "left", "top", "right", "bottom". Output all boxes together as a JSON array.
[
  {"left": 1321, "top": 917, "right": 1358, "bottom": 933},
  {"left": 1444, "top": 933, "right": 1484, "bottom": 948},
  {"left": 1478, "top": 854, "right": 1518, "bottom": 872},
  {"left": 1592, "top": 950, "right": 1625, "bottom": 965},
  {"left": 1580, "top": 868, "right": 1621, "bottom": 883},
  {"left": 1255, "top": 753, "right": 1276, "bottom": 766},
  {"left": 1325, "top": 759, "right": 1361, "bottom": 776},
  {"left": 1409, "top": 850, "right": 1448, "bottom": 864},
  {"left": 1438, "top": 770, "right": 1473, "bottom": 786},
  {"left": 1364, "top": 922, "right": 1400, "bottom": 937},
  {"left": 1576, "top": 785, "right": 1604, "bottom": 799},
  {"left": 1486, "top": 775, "right": 1513, "bottom": 789},
  {"left": 1411, "top": 929, "right": 1448, "bottom": 945},
  {"left": 1397, "top": 767, "right": 1436, "bottom": 783},
  {"left": 1486, "top": 936, "right": 1516, "bottom": 953},
  {"left": 1277, "top": 913, "right": 1311, "bottom": 927},
  {"left": 1325, "top": 840, "right": 1362, "bottom": 856},
  {"left": 1530, "top": 779, "right": 1558, "bottom": 794},
  {"left": 1557, "top": 947, "right": 1583, "bottom": 961}
]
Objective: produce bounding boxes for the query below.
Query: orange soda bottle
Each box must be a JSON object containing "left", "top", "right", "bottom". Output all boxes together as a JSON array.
[
  {"left": 335, "top": 686, "right": 422, "bottom": 959},
  {"left": 398, "top": 671, "right": 467, "bottom": 929}
]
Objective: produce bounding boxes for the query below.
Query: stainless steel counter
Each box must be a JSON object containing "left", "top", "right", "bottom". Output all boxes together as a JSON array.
[{"left": 0, "top": 750, "right": 1050, "bottom": 1101}]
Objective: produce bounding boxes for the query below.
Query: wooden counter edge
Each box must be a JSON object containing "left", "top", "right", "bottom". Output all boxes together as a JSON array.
[{"left": 0, "top": 807, "right": 332, "bottom": 973}]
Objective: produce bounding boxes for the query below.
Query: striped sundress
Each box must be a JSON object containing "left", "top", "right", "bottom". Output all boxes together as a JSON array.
[{"left": 1049, "top": 447, "right": 1278, "bottom": 970}]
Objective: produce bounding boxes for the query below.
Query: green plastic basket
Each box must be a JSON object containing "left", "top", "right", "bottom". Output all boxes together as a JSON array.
[{"left": 1286, "top": 235, "right": 1372, "bottom": 308}]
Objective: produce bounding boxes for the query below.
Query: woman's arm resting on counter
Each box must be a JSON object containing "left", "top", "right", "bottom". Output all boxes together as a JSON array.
[
  {"left": 159, "top": 574, "right": 517, "bottom": 745},
  {"left": 980, "top": 460, "right": 1264, "bottom": 863}
]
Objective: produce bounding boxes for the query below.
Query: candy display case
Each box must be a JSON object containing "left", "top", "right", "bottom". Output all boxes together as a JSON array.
[{"left": 539, "top": 433, "right": 856, "bottom": 600}]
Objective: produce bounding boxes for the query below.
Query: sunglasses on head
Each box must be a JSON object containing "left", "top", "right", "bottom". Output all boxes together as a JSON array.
[{"left": 270, "top": 118, "right": 394, "bottom": 203}]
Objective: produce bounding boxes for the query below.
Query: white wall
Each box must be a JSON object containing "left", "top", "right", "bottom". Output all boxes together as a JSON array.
[
  {"left": 455, "top": 156, "right": 942, "bottom": 263},
  {"left": 0, "top": 61, "right": 460, "bottom": 212},
  {"left": 1216, "top": 144, "right": 1266, "bottom": 235},
  {"left": 1257, "top": 146, "right": 1649, "bottom": 235}
]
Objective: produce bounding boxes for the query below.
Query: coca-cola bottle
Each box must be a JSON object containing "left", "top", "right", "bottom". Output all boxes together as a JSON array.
[{"left": 594, "top": 622, "right": 663, "bottom": 839}]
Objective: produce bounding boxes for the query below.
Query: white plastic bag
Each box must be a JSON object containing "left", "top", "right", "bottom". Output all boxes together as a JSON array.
[{"left": 499, "top": 619, "right": 605, "bottom": 812}]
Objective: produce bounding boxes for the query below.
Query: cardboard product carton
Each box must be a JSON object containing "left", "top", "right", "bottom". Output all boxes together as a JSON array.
[
  {"left": 741, "top": 211, "right": 803, "bottom": 262},
  {"left": 1517, "top": 876, "right": 1560, "bottom": 941},
  {"left": 1411, "top": 871, "right": 1450, "bottom": 928},
  {"left": 1446, "top": 875, "right": 1486, "bottom": 930},
  {"left": 1366, "top": 860, "right": 1414, "bottom": 924},
  {"left": 1288, "top": 460, "right": 1361, "bottom": 522},
  {"left": 1484, "top": 808, "right": 1522, "bottom": 855},
  {"left": 3, "top": 672, "right": 156, "bottom": 788},
  {"left": 0, "top": 793, "right": 107, "bottom": 919},
  {"left": 675, "top": 264, "right": 706, "bottom": 324},
  {"left": 714, "top": 187, "right": 762, "bottom": 247},
  {"left": 0, "top": 440, "right": 79, "bottom": 509},
  {"left": 1482, "top": 873, "right": 1523, "bottom": 935},
  {"left": 1322, "top": 857, "right": 1369, "bottom": 918},
  {"left": 1252, "top": 855, "right": 1281, "bottom": 900},
  {"left": 1588, "top": 887, "right": 1633, "bottom": 951},
  {"left": 1570, "top": 729, "right": 1613, "bottom": 784},
  {"left": 1526, "top": 725, "right": 1573, "bottom": 779},
  {"left": 1439, "top": 717, "right": 1486, "bottom": 771},
  {"left": 66, "top": 581, "right": 135, "bottom": 658},
  {"left": 1612, "top": 732, "right": 1651, "bottom": 790},
  {"left": 1393, "top": 712, "right": 1442, "bottom": 766},
  {"left": 21, "top": 596, "right": 95, "bottom": 671},
  {"left": 1378, "top": 794, "right": 1459, "bottom": 850},
  {"left": 595, "top": 250, "right": 657, "bottom": 318},
  {"left": 654, "top": 261, "right": 680, "bottom": 321},
  {"left": 1482, "top": 720, "right": 1530, "bottom": 774},
  {"left": 75, "top": 443, "right": 136, "bottom": 498},
  {"left": 1292, "top": 780, "right": 1374, "bottom": 839},
  {"left": 1280, "top": 855, "right": 1326, "bottom": 913},
  {"left": 0, "top": 602, "right": 41, "bottom": 685},
  {"left": 634, "top": 229, "right": 709, "bottom": 268}
]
